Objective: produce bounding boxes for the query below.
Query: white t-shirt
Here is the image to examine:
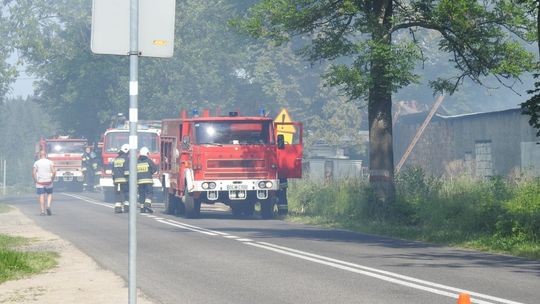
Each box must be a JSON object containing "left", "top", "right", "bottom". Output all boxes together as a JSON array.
[{"left": 34, "top": 158, "right": 55, "bottom": 188}]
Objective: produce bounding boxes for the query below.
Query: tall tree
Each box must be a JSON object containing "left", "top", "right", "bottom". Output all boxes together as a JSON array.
[
  {"left": 0, "top": 97, "right": 57, "bottom": 185},
  {"left": 0, "top": 8, "right": 17, "bottom": 103},
  {"left": 521, "top": 0, "right": 540, "bottom": 134},
  {"left": 236, "top": 0, "right": 536, "bottom": 204},
  {"left": 4, "top": 0, "right": 127, "bottom": 141}
]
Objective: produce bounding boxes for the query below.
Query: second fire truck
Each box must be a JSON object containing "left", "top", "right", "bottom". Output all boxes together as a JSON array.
[{"left": 99, "top": 120, "right": 162, "bottom": 202}]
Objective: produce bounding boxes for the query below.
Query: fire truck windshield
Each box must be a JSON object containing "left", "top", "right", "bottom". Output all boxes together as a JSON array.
[
  {"left": 104, "top": 132, "right": 159, "bottom": 153},
  {"left": 46, "top": 141, "right": 86, "bottom": 154},
  {"left": 195, "top": 121, "right": 272, "bottom": 145}
]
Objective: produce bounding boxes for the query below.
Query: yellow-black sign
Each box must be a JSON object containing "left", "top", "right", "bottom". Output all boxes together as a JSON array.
[{"left": 274, "top": 108, "right": 296, "bottom": 143}]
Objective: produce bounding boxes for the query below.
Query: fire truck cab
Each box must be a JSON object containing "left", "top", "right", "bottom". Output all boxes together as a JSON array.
[
  {"left": 160, "top": 110, "right": 302, "bottom": 219},
  {"left": 36, "top": 136, "right": 88, "bottom": 191},
  {"left": 99, "top": 121, "right": 162, "bottom": 202}
]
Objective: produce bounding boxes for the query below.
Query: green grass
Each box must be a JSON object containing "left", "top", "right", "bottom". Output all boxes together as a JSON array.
[
  {"left": 0, "top": 234, "right": 58, "bottom": 283},
  {"left": 286, "top": 170, "right": 540, "bottom": 260},
  {"left": 0, "top": 203, "right": 12, "bottom": 213}
]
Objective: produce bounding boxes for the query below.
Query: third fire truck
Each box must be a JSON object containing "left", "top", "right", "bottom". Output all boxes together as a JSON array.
[
  {"left": 99, "top": 120, "right": 162, "bottom": 202},
  {"left": 36, "top": 136, "right": 87, "bottom": 191},
  {"left": 160, "top": 110, "right": 302, "bottom": 219}
]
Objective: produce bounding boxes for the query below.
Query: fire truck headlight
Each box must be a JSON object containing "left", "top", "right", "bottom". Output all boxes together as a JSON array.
[
  {"left": 202, "top": 182, "right": 216, "bottom": 190},
  {"left": 258, "top": 181, "right": 273, "bottom": 189}
]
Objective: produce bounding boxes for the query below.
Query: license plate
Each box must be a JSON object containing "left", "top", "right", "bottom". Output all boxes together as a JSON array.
[{"left": 227, "top": 184, "right": 247, "bottom": 190}]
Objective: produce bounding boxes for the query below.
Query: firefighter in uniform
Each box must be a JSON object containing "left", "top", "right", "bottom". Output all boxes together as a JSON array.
[
  {"left": 137, "top": 147, "right": 157, "bottom": 213},
  {"left": 90, "top": 150, "right": 101, "bottom": 191},
  {"left": 113, "top": 144, "right": 130, "bottom": 213},
  {"left": 82, "top": 146, "right": 94, "bottom": 191}
]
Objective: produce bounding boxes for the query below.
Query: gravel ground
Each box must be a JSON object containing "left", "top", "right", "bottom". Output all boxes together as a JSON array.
[{"left": 0, "top": 205, "right": 156, "bottom": 304}]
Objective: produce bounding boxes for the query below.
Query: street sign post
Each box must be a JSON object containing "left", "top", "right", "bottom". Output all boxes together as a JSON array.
[{"left": 91, "top": 1, "right": 175, "bottom": 303}]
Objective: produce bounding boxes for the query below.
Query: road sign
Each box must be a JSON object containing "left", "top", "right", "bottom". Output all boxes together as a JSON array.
[
  {"left": 274, "top": 108, "right": 297, "bottom": 133},
  {"left": 274, "top": 108, "right": 297, "bottom": 144},
  {"left": 91, "top": 0, "right": 175, "bottom": 57}
]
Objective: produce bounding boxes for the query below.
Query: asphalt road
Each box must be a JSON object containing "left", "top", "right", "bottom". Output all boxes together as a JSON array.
[{"left": 3, "top": 192, "right": 539, "bottom": 304}]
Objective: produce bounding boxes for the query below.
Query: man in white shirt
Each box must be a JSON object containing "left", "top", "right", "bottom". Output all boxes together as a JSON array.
[{"left": 33, "top": 150, "right": 56, "bottom": 215}]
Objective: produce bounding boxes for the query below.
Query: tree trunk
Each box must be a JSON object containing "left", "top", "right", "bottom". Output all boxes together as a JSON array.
[
  {"left": 368, "top": 68, "right": 395, "bottom": 205},
  {"left": 368, "top": 0, "right": 395, "bottom": 206}
]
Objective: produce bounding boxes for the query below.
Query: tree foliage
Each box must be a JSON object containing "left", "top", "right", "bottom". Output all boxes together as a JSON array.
[
  {"left": 0, "top": 8, "right": 17, "bottom": 103},
  {"left": 0, "top": 98, "right": 57, "bottom": 185},
  {"left": 236, "top": 0, "right": 537, "bottom": 203},
  {"left": 3, "top": 0, "right": 361, "bottom": 153},
  {"left": 521, "top": 0, "right": 540, "bottom": 136}
]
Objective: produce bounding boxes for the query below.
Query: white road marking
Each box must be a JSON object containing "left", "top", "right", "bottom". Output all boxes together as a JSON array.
[
  {"left": 252, "top": 242, "right": 524, "bottom": 304},
  {"left": 62, "top": 193, "right": 113, "bottom": 208},
  {"left": 65, "top": 193, "right": 527, "bottom": 304},
  {"left": 156, "top": 220, "right": 218, "bottom": 236}
]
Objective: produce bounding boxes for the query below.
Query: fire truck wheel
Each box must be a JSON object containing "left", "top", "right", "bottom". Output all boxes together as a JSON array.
[
  {"left": 231, "top": 204, "right": 243, "bottom": 217},
  {"left": 260, "top": 199, "right": 274, "bottom": 219},
  {"left": 184, "top": 194, "right": 201, "bottom": 218},
  {"left": 243, "top": 203, "right": 255, "bottom": 216},
  {"left": 164, "top": 190, "right": 175, "bottom": 215}
]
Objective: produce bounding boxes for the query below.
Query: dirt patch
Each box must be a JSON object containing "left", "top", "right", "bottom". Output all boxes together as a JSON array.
[{"left": 0, "top": 206, "right": 155, "bottom": 304}]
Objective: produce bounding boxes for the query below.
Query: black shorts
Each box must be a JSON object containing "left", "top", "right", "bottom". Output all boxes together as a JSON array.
[{"left": 36, "top": 187, "right": 53, "bottom": 195}]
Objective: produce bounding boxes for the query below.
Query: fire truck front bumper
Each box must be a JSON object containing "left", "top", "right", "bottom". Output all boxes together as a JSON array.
[
  {"left": 193, "top": 179, "right": 279, "bottom": 201},
  {"left": 54, "top": 171, "right": 84, "bottom": 183}
]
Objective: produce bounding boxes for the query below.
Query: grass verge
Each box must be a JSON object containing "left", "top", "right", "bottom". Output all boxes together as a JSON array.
[
  {"left": 286, "top": 172, "right": 540, "bottom": 261},
  {"left": 0, "top": 234, "right": 58, "bottom": 284},
  {"left": 0, "top": 203, "right": 12, "bottom": 213}
]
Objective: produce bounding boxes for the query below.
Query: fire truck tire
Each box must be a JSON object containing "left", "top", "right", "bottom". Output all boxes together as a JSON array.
[
  {"left": 163, "top": 189, "right": 175, "bottom": 215},
  {"left": 243, "top": 203, "right": 255, "bottom": 216},
  {"left": 184, "top": 193, "right": 200, "bottom": 218},
  {"left": 231, "top": 204, "right": 243, "bottom": 217},
  {"left": 260, "top": 199, "right": 274, "bottom": 219}
]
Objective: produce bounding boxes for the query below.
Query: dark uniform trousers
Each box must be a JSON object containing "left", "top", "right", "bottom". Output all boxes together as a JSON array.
[
  {"left": 112, "top": 154, "right": 129, "bottom": 212},
  {"left": 137, "top": 157, "right": 156, "bottom": 211}
]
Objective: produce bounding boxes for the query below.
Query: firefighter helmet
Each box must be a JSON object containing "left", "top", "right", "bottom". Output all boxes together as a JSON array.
[
  {"left": 120, "top": 144, "right": 129, "bottom": 153},
  {"left": 139, "top": 147, "right": 149, "bottom": 156}
]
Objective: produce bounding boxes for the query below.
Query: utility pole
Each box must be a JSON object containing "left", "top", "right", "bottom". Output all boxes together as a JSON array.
[
  {"left": 395, "top": 95, "right": 445, "bottom": 175},
  {"left": 2, "top": 158, "right": 5, "bottom": 196}
]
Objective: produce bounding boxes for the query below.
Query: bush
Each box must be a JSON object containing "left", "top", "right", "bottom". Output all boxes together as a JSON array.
[
  {"left": 287, "top": 170, "right": 540, "bottom": 259},
  {"left": 288, "top": 178, "right": 373, "bottom": 223},
  {"left": 497, "top": 181, "right": 540, "bottom": 241}
]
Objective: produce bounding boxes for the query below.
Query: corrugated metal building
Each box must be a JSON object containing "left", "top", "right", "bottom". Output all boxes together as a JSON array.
[{"left": 393, "top": 108, "right": 540, "bottom": 177}]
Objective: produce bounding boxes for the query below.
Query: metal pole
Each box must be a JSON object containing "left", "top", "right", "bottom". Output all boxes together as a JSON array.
[
  {"left": 128, "top": 0, "right": 139, "bottom": 303},
  {"left": 2, "top": 159, "right": 5, "bottom": 196}
]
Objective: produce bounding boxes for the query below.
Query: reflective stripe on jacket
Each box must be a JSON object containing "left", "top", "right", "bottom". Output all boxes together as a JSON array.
[
  {"left": 137, "top": 156, "right": 157, "bottom": 185},
  {"left": 112, "top": 153, "right": 129, "bottom": 184}
]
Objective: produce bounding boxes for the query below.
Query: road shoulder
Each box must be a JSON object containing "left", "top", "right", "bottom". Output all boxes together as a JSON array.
[{"left": 0, "top": 205, "right": 155, "bottom": 304}]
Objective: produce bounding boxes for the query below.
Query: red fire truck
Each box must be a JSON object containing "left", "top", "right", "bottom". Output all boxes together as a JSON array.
[
  {"left": 160, "top": 110, "right": 302, "bottom": 219},
  {"left": 99, "top": 121, "right": 162, "bottom": 202},
  {"left": 36, "top": 136, "right": 88, "bottom": 191}
]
